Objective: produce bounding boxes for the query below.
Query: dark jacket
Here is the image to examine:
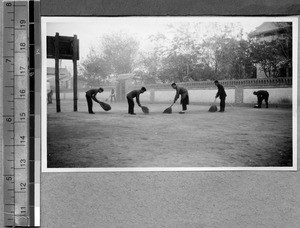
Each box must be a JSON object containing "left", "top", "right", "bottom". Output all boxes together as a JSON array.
[
  {"left": 216, "top": 84, "right": 227, "bottom": 98},
  {"left": 127, "top": 90, "right": 142, "bottom": 106},
  {"left": 174, "top": 87, "right": 189, "bottom": 104},
  {"left": 86, "top": 89, "right": 100, "bottom": 102},
  {"left": 255, "top": 90, "right": 269, "bottom": 99}
]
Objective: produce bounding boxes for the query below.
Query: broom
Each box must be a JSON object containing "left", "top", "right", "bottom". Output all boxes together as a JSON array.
[
  {"left": 227, "top": 101, "right": 234, "bottom": 109},
  {"left": 141, "top": 106, "right": 149, "bottom": 114},
  {"left": 208, "top": 98, "right": 217, "bottom": 112},
  {"left": 98, "top": 101, "right": 111, "bottom": 111},
  {"left": 163, "top": 102, "right": 175, "bottom": 114},
  {"left": 105, "top": 95, "right": 111, "bottom": 102}
]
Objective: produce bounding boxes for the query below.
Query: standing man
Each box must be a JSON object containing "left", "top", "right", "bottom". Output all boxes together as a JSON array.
[
  {"left": 172, "top": 83, "right": 189, "bottom": 114},
  {"left": 47, "top": 89, "right": 53, "bottom": 104},
  {"left": 106, "top": 88, "right": 116, "bottom": 103},
  {"left": 214, "top": 80, "right": 227, "bottom": 112},
  {"left": 126, "top": 87, "right": 147, "bottom": 115},
  {"left": 85, "top": 87, "right": 104, "bottom": 114},
  {"left": 253, "top": 90, "right": 269, "bottom": 108}
]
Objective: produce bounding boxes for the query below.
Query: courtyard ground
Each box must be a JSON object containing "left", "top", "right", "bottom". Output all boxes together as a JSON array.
[{"left": 47, "top": 100, "right": 293, "bottom": 168}]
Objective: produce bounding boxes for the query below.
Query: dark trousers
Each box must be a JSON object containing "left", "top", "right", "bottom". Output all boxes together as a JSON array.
[
  {"left": 127, "top": 97, "right": 134, "bottom": 114},
  {"left": 86, "top": 95, "right": 94, "bottom": 113},
  {"left": 220, "top": 96, "right": 226, "bottom": 111},
  {"left": 258, "top": 95, "right": 269, "bottom": 108},
  {"left": 47, "top": 92, "right": 53, "bottom": 104},
  {"left": 181, "top": 94, "right": 189, "bottom": 111}
]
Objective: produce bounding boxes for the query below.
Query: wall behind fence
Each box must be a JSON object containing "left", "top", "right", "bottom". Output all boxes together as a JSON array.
[{"left": 54, "top": 77, "right": 293, "bottom": 104}]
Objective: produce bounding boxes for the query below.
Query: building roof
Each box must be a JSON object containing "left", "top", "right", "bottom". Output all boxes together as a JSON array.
[
  {"left": 249, "top": 22, "right": 292, "bottom": 38},
  {"left": 116, "top": 73, "right": 134, "bottom": 81}
]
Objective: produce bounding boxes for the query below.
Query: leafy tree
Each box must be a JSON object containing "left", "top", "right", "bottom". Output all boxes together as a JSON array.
[
  {"left": 79, "top": 32, "right": 139, "bottom": 85},
  {"left": 249, "top": 36, "right": 292, "bottom": 78},
  {"left": 133, "top": 22, "right": 251, "bottom": 83},
  {"left": 79, "top": 49, "right": 110, "bottom": 86},
  {"left": 134, "top": 51, "right": 161, "bottom": 84},
  {"left": 101, "top": 32, "right": 139, "bottom": 75},
  {"left": 204, "top": 36, "right": 254, "bottom": 79}
]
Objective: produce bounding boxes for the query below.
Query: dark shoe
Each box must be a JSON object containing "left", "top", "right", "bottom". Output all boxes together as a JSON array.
[
  {"left": 179, "top": 111, "right": 185, "bottom": 114},
  {"left": 219, "top": 110, "right": 224, "bottom": 112},
  {"left": 89, "top": 112, "right": 95, "bottom": 114},
  {"left": 130, "top": 113, "right": 136, "bottom": 115}
]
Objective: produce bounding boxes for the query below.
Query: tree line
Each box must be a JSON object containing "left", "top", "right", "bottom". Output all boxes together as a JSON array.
[{"left": 79, "top": 22, "right": 292, "bottom": 86}]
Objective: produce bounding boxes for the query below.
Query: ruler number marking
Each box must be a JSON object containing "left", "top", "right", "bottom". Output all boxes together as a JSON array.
[
  {"left": 20, "top": 182, "right": 26, "bottom": 191},
  {"left": 5, "top": 117, "right": 13, "bottom": 123},
  {"left": 19, "top": 66, "right": 26, "bottom": 75},
  {"left": 20, "top": 19, "right": 26, "bottom": 27},
  {"left": 20, "top": 136, "right": 26, "bottom": 144},
  {"left": 20, "top": 112, "right": 26, "bottom": 120},
  {"left": 6, "top": 176, "right": 13, "bottom": 181},
  {"left": 19, "top": 89, "right": 26, "bottom": 97},
  {"left": 19, "top": 42, "right": 26, "bottom": 50},
  {"left": 20, "top": 207, "right": 27, "bottom": 214}
]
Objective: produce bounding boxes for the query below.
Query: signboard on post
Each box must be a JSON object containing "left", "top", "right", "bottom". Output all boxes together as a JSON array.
[
  {"left": 47, "top": 35, "right": 79, "bottom": 60},
  {"left": 47, "top": 33, "right": 79, "bottom": 112}
]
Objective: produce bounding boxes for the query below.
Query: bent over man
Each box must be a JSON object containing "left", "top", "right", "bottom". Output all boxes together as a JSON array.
[
  {"left": 172, "top": 83, "right": 189, "bottom": 114},
  {"left": 214, "top": 80, "right": 227, "bottom": 112},
  {"left": 85, "top": 87, "right": 104, "bottom": 114},
  {"left": 126, "top": 87, "right": 147, "bottom": 115},
  {"left": 253, "top": 90, "right": 269, "bottom": 108}
]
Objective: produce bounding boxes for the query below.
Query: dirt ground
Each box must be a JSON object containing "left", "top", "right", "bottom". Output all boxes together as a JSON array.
[{"left": 47, "top": 100, "right": 293, "bottom": 168}]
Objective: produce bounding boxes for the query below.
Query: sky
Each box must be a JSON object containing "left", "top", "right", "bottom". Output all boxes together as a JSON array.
[{"left": 43, "top": 16, "right": 294, "bottom": 69}]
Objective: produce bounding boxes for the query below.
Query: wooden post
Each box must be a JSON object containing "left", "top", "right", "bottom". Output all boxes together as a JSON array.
[
  {"left": 73, "top": 35, "right": 78, "bottom": 112},
  {"left": 55, "top": 33, "right": 61, "bottom": 112}
]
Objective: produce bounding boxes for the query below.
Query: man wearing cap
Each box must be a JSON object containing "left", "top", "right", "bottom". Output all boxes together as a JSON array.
[
  {"left": 214, "top": 80, "right": 227, "bottom": 112},
  {"left": 126, "top": 87, "right": 147, "bottom": 115},
  {"left": 85, "top": 87, "right": 104, "bottom": 114},
  {"left": 172, "top": 83, "right": 189, "bottom": 114},
  {"left": 253, "top": 90, "right": 269, "bottom": 108}
]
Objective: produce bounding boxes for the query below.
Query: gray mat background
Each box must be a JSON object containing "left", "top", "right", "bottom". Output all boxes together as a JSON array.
[{"left": 1, "top": 0, "right": 300, "bottom": 227}]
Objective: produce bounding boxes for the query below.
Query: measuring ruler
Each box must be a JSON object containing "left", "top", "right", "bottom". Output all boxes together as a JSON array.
[{"left": 2, "top": 0, "right": 40, "bottom": 226}]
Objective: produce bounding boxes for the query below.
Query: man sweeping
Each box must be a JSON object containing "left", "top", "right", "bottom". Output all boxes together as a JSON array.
[
  {"left": 85, "top": 87, "right": 104, "bottom": 114},
  {"left": 172, "top": 83, "right": 189, "bottom": 114},
  {"left": 253, "top": 90, "right": 269, "bottom": 108},
  {"left": 214, "top": 80, "right": 227, "bottom": 112},
  {"left": 126, "top": 87, "right": 147, "bottom": 115}
]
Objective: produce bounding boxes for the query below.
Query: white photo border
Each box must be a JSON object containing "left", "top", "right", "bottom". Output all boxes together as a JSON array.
[{"left": 41, "top": 16, "right": 298, "bottom": 172}]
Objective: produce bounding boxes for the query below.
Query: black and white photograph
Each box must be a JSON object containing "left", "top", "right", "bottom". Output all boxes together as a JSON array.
[
  {"left": 1, "top": 0, "right": 300, "bottom": 227},
  {"left": 41, "top": 16, "right": 298, "bottom": 171}
]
